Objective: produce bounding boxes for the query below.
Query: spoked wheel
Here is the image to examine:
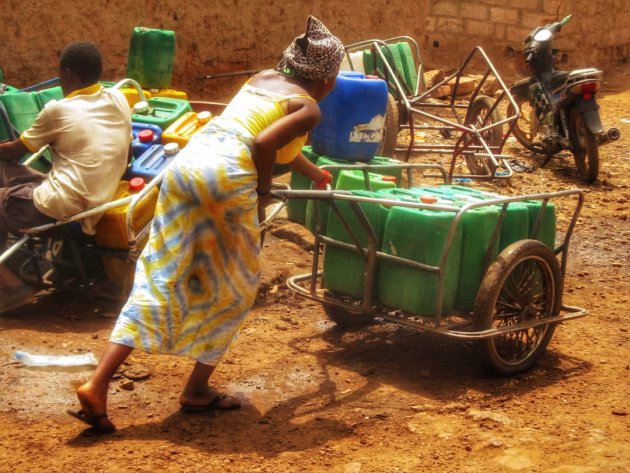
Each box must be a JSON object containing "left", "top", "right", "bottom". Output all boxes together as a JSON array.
[
  {"left": 377, "top": 93, "right": 400, "bottom": 158},
  {"left": 506, "top": 95, "right": 545, "bottom": 154},
  {"left": 463, "top": 95, "right": 505, "bottom": 175},
  {"left": 322, "top": 300, "right": 375, "bottom": 328},
  {"left": 474, "top": 240, "right": 562, "bottom": 376},
  {"left": 569, "top": 106, "right": 599, "bottom": 183}
]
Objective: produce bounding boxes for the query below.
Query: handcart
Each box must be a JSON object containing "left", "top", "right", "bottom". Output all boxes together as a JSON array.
[
  {"left": 1, "top": 79, "right": 166, "bottom": 299},
  {"left": 342, "top": 37, "right": 520, "bottom": 181},
  {"left": 0, "top": 77, "right": 288, "bottom": 302},
  {"left": 271, "top": 162, "right": 587, "bottom": 376}
]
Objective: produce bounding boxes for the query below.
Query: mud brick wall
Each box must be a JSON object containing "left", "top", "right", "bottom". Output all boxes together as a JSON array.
[
  {"left": 0, "top": 0, "right": 431, "bottom": 101},
  {"left": 0, "top": 0, "right": 626, "bottom": 101},
  {"left": 424, "top": 0, "right": 630, "bottom": 80}
]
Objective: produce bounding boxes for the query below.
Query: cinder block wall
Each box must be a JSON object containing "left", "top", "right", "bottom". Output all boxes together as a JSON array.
[{"left": 424, "top": 0, "right": 630, "bottom": 79}]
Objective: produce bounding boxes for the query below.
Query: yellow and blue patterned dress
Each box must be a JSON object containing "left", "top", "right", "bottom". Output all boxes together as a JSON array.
[{"left": 110, "top": 83, "right": 312, "bottom": 365}]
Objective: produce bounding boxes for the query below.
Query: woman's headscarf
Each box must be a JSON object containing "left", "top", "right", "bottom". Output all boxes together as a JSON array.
[{"left": 276, "top": 16, "right": 344, "bottom": 81}]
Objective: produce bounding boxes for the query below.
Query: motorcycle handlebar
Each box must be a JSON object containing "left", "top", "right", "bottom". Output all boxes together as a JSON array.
[
  {"left": 548, "top": 14, "right": 572, "bottom": 34},
  {"left": 524, "top": 14, "right": 572, "bottom": 61}
]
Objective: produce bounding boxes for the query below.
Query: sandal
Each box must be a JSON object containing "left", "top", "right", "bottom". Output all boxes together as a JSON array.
[
  {"left": 66, "top": 409, "right": 116, "bottom": 434},
  {"left": 180, "top": 393, "right": 241, "bottom": 413}
]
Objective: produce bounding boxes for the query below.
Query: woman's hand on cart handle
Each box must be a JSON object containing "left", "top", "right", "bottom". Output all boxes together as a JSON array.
[
  {"left": 315, "top": 169, "right": 333, "bottom": 190},
  {"left": 257, "top": 191, "right": 274, "bottom": 208}
]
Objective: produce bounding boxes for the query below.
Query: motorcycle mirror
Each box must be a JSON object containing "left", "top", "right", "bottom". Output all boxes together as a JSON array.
[{"left": 533, "top": 29, "right": 553, "bottom": 41}]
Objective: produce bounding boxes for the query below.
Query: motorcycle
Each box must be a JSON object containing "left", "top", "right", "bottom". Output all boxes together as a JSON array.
[{"left": 508, "top": 15, "right": 620, "bottom": 183}]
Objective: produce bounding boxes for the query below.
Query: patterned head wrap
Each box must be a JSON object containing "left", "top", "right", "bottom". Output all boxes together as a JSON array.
[{"left": 276, "top": 16, "right": 344, "bottom": 81}]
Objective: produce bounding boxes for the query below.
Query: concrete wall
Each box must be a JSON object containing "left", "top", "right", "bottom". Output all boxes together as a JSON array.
[{"left": 0, "top": 0, "right": 626, "bottom": 101}]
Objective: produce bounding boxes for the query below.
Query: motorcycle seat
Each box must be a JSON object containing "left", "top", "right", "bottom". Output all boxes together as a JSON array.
[
  {"left": 511, "top": 71, "right": 569, "bottom": 95},
  {"left": 551, "top": 71, "right": 570, "bottom": 88}
]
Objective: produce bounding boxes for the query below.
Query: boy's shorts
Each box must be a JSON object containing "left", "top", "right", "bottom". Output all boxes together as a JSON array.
[{"left": 0, "top": 162, "right": 53, "bottom": 244}]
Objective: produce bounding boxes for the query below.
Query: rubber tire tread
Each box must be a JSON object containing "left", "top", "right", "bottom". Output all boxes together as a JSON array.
[
  {"left": 464, "top": 95, "right": 504, "bottom": 175},
  {"left": 569, "top": 106, "right": 599, "bottom": 183},
  {"left": 473, "top": 239, "right": 562, "bottom": 377},
  {"left": 322, "top": 301, "right": 375, "bottom": 328},
  {"left": 377, "top": 93, "right": 400, "bottom": 158}
]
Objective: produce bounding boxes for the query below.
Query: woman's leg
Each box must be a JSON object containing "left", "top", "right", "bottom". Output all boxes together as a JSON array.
[
  {"left": 74, "top": 342, "right": 134, "bottom": 428},
  {"left": 179, "top": 361, "right": 241, "bottom": 409}
]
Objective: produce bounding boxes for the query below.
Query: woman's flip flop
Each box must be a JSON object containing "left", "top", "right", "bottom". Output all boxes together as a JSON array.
[
  {"left": 66, "top": 409, "right": 116, "bottom": 434},
  {"left": 180, "top": 393, "right": 241, "bottom": 413}
]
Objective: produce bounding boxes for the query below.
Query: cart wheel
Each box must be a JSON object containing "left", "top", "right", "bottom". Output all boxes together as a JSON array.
[
  {"left": 377, "top": 93, "right": 400, "bottom": 158},
  {"left": 506, "top": 95, "right": 545, "bottom": 154},
  {"left": 569, "top": 106, "right": 599, "bottom": 183},
  {"left": 322, "top": 302, "right": 375, "bottom": 328},
  {"left": 4, "top": 243, "right": 41, "bottom": 286},
  {"left": 474, "top": 239, "right": 562, "bottom": 376},
  {"left": 463, "top": 95, "right": 504, "bottom": 175}
]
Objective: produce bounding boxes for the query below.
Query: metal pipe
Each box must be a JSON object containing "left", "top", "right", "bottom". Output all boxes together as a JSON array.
[
  {"left": 286, "top": 273, "right": 588, "bottom": 340},
  {"left": 0, "top": 235, "right": 30, "bottom": 265},
  {"left": 195, "top": 70, "right": 260, "bottom": 81},
  {"left": 597, "top": 127, "right": 620, "bottom": 146},
  {"left": 19, "top": 77, "right": 60, "bottom": 92},
  {"left": 21, "top": 145, "right": 50, "bottom": 167}
]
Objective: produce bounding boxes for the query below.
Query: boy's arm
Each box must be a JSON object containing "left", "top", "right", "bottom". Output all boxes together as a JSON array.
[{"left": 0, "top": 139, "right": 29, "bottom": 162}]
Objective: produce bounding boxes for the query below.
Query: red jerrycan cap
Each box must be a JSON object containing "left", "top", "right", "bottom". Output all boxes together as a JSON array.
[
  {"left": 138, "top": 129, "right": 154, "bottom": 142},
  {"left": 420, "top": 195, "right": 437, "bottom": 204},
  {"left": 381, "top": 175, "right": 397, "bottom": 182},
  {"left": 365, "top": 75, "right": 379, "bottom": 80},
  {"left": 129, "top": 177, "right": 146, "bottom": 192}
]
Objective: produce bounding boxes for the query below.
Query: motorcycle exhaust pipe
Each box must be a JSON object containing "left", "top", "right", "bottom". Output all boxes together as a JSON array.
[{"left": 597, "top": 127, "right": 620, "bottom": 146}]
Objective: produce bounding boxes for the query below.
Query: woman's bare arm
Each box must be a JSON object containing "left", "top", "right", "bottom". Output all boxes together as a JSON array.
[{"left": 252, "top": 98, "right": 320, "bottom": 195}]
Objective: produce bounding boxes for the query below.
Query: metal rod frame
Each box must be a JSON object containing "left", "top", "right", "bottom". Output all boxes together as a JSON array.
[
  {"left": 274, "top": 170, "right": 586, "bottom": 337},
  {"left": 343, "top": 39, "right": 521, "bottom": 181}
]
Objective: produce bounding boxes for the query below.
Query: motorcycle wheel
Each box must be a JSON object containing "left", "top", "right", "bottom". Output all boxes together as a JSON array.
[
  {"left": 506, "top": 95, "right": 545, "bottom": 154},
  {"left": 463, "top": 95, "right": 504, "bottom": 175},
  {"left": 569, "top": 106, "right": 599, "bottom": 183}
]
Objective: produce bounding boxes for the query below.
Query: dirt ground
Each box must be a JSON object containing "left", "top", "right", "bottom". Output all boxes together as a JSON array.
[{"left": 1, "top": 68, "right": 629, "bottom": 472}]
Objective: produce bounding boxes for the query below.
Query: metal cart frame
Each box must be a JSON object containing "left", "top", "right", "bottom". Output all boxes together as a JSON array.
[
  {"left": 343, "top": 37, "right": 521, "bottom": 181},
  {"left": 271, "top": 162, "right": 587, "bottom": 375}
]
